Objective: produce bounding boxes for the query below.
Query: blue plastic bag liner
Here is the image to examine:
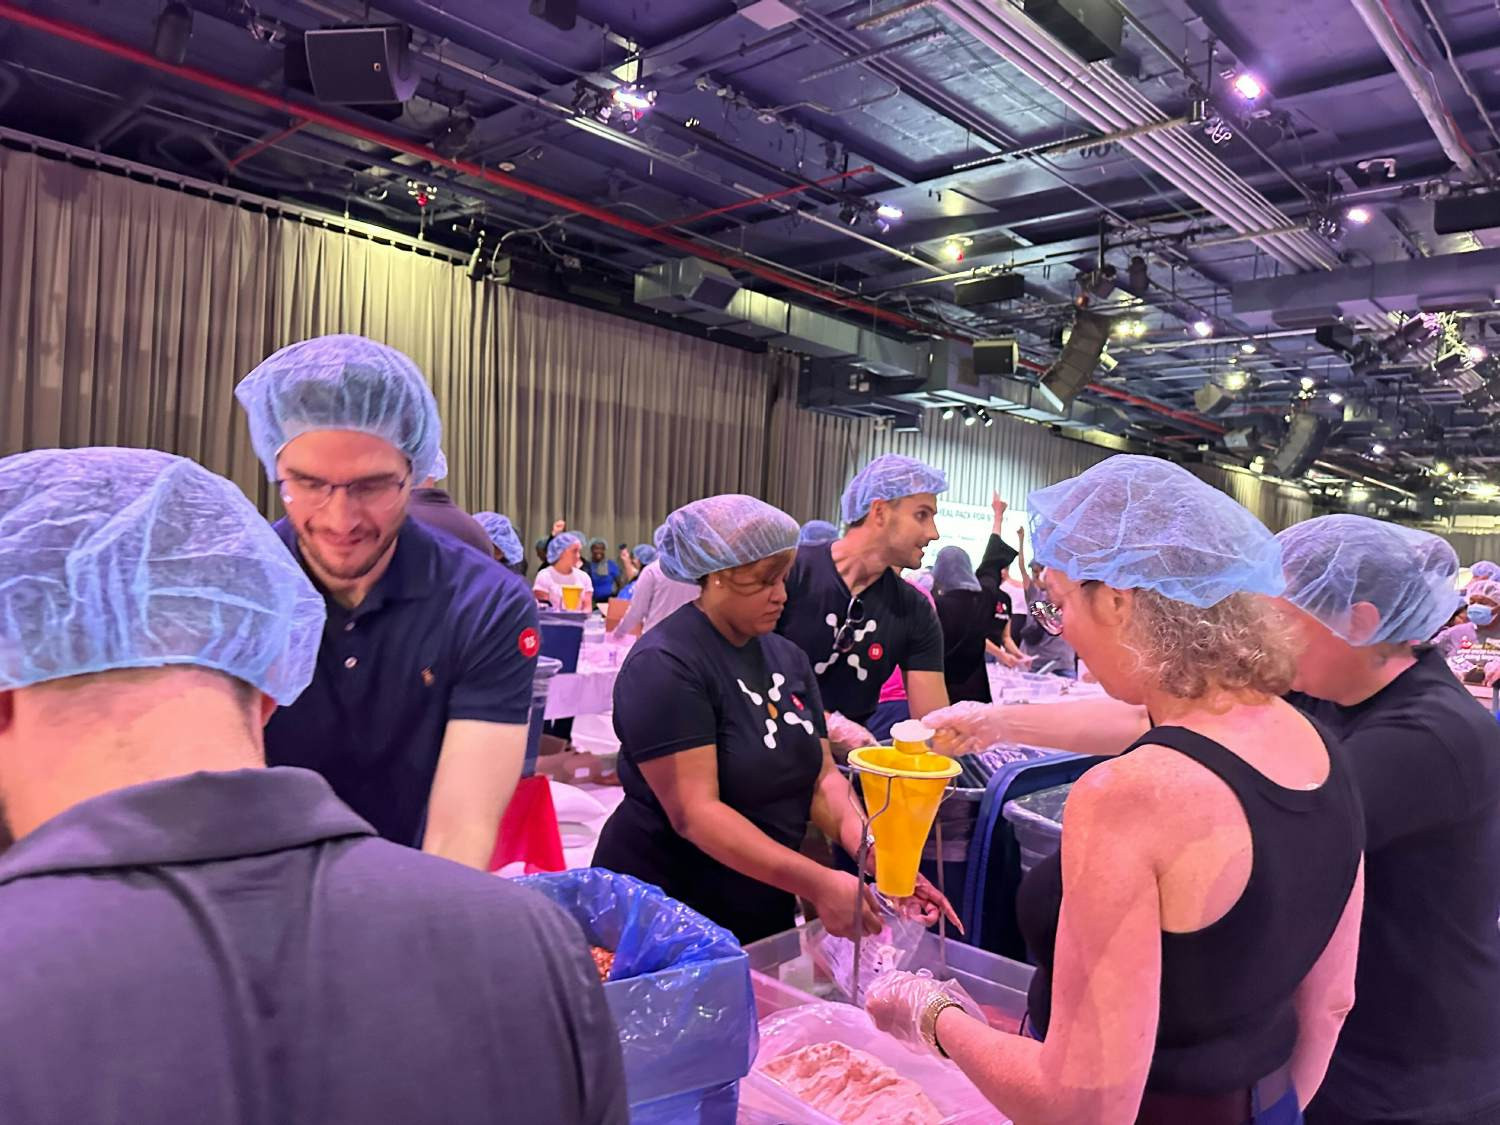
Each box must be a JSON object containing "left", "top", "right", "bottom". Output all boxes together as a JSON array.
[{"left": 517, "top": 870, "right": 756, "bottom": 1118}]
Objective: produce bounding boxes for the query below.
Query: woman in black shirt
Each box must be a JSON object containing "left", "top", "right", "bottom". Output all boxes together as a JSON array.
[
  {"left": 593, "top": 494, "right": 956, "bottom": 944},
  {"left": 868, "top": 456, "right": 1364, "bottom": 1125},
  {"left": 932, "top": 546, "right": 1010, "bottom": 703}
]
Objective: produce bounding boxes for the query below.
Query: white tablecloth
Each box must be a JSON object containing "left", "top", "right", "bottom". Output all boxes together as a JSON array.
[{"left": 543, "top": 636, "right": 633, "bottom": 720}]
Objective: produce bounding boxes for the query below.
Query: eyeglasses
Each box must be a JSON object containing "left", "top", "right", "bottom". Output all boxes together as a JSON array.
[
  {"left": 832, "top": 595, "right": 867, "bottom": 653},
  {"left": 1030, "top": 598, "right": 1064, "bottom": 636},
  {"left": 278, "top": 473, "right": 410, "bottom": 513}
]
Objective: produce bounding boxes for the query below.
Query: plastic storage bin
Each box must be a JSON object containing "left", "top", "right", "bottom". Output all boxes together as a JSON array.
[
  {"left": 1001, "top": 783, "right": 1073, "bottom": 877},
  {"left": 538, "top": 615, "right": 585, "bottom": 672},
  {"left": 523, "top": 656, "right": 562, "bottom": 777},
  {"left": 517, "top": 869, "right": 756, "bottom": 1125}
]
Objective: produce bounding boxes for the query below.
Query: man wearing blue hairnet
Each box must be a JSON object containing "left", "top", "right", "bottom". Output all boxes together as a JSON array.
[
  {"left": 776, "top": 454, "right": 956, "bottom": 731},
  {"left": 407, "top": 449, "right": 494, "bottom": 558},
  {"left": 1277, "top": 516, "right": 1500, "bottom": 1125},
  {"left": 0, "top": 448, "right": 626, "bottom": 1124},
  {"left": 235, "top": 335, "right": 540, "bottom": 869}
]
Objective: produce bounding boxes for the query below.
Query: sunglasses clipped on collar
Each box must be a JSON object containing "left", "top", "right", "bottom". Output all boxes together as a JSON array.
[{"left": 832, "top": 595, "right": 867, "bottom": 653}]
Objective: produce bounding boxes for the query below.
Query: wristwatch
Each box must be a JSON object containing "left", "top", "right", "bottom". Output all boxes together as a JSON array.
[{"left": 920, "top": 993, "right": 963, "bottom": 1058}]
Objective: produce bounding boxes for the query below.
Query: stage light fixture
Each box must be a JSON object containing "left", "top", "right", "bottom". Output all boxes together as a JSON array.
[
  {"left": 1240, "top": 342, "right": 1257, "bottom": 354},
  {"left": 611, "top": 85, "right": 657, "bottom": 112},
  {"left": 1434, "top": 461, "right": 1452, "bottom": 476},
  {"left": 1300, "top": 376, "right": 1316, "bottom": 390},
  {"left": 1192, "top": 320, "right": 1214, "bottom": 339},
  {"left": 941, "top": 239, "right": 966, "bottom": 263},
  {"left": 963, "top": 407, "right": 978, "bottom": 427},
  {"left": 1371, "top": 443, "right": 1386, "bottom": 456},
  {"left": 1233, "top": 73, "right": 1265, "bottom": 99},
  {"left": 1127, "top": 255, "right": 1150, "bottom": 291},
  {"left": 875, "top": 203, "right": 904, "bottom": 221},
  {"left": 1223, "top": 371, "right": 1248, "bottom": 392},
  {"left": 1328, "top": 391, "right": 1344, "bottom": 405},
  {"left": 1346, "top": 206, "right": 1373, "bottom": 226},
  {"left": 1250, "top": 456, "right": 1266, "bottom": 472},
  {"left": 1470, "top": 345, "right": 1488, "bottom": 364},
  {"left": 941, "top": 405, "right": 956, "bottom": 420}
]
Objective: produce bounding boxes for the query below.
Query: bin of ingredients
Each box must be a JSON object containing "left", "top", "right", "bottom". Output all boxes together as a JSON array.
[{"left": 517, "top": 869, "right": 756, "bottom": 1124}]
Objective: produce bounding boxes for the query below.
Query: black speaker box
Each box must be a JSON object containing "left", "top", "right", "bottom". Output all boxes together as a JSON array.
[
  {"left": 973, "top": 339, "right": 1019, "bottom": 376},
  {"left": 955, "top": 273, "right": 1026, "bottom": 307},
  {"left": 1271, "top": 414, "right": 1331, "bottom": 477},
  {"left": 1022, "top": 0, "right": 1124, "bottom": 62},
  {"left": 1315, "top": 323, "right": 1357, "bottom": 355},
  {"left": 301, "top": 26, "right": 418, "bottom": 105},
  {"left": 1037, "top": 311, "right": 1110, "bottom": 412},
  {"left": 1434, "top": 194, "right": 1500, "bottom": 235}
]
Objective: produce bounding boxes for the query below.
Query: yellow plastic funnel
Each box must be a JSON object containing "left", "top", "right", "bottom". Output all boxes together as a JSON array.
[{"left": 848, "top": 744, "right": 960, "bottom": 898}]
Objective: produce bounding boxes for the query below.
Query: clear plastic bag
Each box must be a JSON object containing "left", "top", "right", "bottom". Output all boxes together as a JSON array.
[
  {"left": 517, "top": 869, "right": 755, "bottom": 1118},
  {"left": 739, "top": 1002, "right": 1008, "bottom": 1125},
  {"left": 801, "top": 912, "right": 930, "bottom": 1002}
]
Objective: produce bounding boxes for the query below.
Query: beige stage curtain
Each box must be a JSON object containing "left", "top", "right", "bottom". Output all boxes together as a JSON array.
[{"left": 0, "top": 147, "right": 776, "bottom": 548}]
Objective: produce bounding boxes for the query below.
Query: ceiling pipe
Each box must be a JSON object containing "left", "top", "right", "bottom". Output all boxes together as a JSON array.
[
  {"left": 1347, "top": 0, "right": 1481, "bottom": 179},
  {"left": 936, "top": 0, "right": 1340, "bottom": 275},
  {"left": 0, "top": 0, "right": 937, "bottom": 335}
]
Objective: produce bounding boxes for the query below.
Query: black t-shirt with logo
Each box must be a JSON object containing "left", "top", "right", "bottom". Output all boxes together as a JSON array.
[
  {"left": 594, "top": 604, "right": 827, "bottom": 943},
  {"left": 775, "top": 543, "right": 945, "bottom": 723}
]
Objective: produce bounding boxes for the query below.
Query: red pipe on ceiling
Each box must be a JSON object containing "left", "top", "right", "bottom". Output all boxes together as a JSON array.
[
  {"left": 0, "top": 1, "right": 931, "bottom": 334},
  {"left": 0, "top": 3, "right": 1234, "bottom": 442}
]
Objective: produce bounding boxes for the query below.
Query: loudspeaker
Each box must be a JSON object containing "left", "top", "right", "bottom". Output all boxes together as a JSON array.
[
  {"left": 530, "top": 0, "right": 578, "bottom": 30},
  {"left": 1036, "top": 311, "right": 1110, "bottom": 412},
  {"left": 1434, "top": 194, "right": 1500, "bottom": 235},
  {"left": 1193, "top": 383, "right": 1236, "bottom": 416},
  {"left": 1315, "top": 323, "right": 1357, "bottom": 356},
  {"left": 1271, "top": 414, "right": 1331, "bottom": 477},
  {"left": 301, "top": 26, "right": 417, "bottom": 105},
  {"left": 973, "top": 339, "right": 1019, "bottom": 376},
  {"left": 955, "top": 273, "right": 1025, "bottom": 307},
  {"left": 1022, "top": 0, "right": 1123, "bottom": 62}
]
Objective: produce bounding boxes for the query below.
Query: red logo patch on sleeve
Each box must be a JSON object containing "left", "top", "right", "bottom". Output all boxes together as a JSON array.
[
  {"left": 868, "top": 642, "right": 885, "bottom": 662},
  {"left": 518, "top": 628, "right": 540, "bottom": 659}
]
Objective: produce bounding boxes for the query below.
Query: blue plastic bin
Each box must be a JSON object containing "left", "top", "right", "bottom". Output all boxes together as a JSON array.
[
  {"left": 517, "top": 870, "right": 756, "bottom": 1125},
  {"left": 539, "top": 615, "right": 585, "bottom": 673}
]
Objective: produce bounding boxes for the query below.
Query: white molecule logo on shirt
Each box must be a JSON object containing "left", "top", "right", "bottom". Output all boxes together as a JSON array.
[
  {"left": 813, "top": 612, "right": 879, "bottom": 681},
  {"left": 737, "top": 673, "right": 817, "bottom": 749}
]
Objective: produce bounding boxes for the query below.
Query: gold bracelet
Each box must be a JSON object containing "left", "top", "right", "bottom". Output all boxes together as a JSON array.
[{"left": 920, "top": 994, "right": 961, "bottom": 1058}]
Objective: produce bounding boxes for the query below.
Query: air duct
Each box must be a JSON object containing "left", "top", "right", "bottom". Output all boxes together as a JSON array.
[{"left": 1233, "top": 248, "right": 1500, "bottom": 322}]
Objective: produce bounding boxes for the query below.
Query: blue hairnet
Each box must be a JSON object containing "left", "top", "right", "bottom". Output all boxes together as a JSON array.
[
  {"left": 547, "top": 531, "right": 583, "bottom": 566},
  {"left": 798, "top": 519, "right": 838, "bottom": 546},
  {"left": 932, "top": 545, "right": 981, "bottom": 594},
  {"left": 655, "top": 494, "right": 799, "bottom": 582},
  {"left": 235, "top": 334, "right": 442, "bottom": 484},
  {"left": 429, "top": 449, "right": 448, "bottom": 482},
  {"left": 0, "top": 447, "right": 325, "bottom": 704},
  {"left": 1472, "top": 561, "right": 1500, "bottom": 581},
  {"left": 1468, "top": 578, "right": 1500, "bottom": 604},
  {"left": 633, "top": 543, "right": 658, "bottom": 567},
  {"left": 1030, "top": 455, "right": 1284, "bottom": 608},
  {"left": 1278, "top": 515, "right": 1462, "bottom": 645},
  {"left": 474, "top": 511, "right": 524, "bottom": 565},
  {"left": 840, "top": 454, "right": 948, "bottom": 524}
]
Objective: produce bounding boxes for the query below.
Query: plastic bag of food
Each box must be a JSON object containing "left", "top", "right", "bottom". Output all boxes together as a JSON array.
[
  {"left": 801, "top": 912, "right": 930, "bottom": 1001},
  {"left": 739, "top": 1002, "right": 1007, "bottom": 1125},
  {"left": 517, "top": 869, "right": 755, "bottom": 1121}
]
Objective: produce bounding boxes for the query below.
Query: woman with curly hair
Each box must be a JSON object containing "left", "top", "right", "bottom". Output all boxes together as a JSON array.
[{"left": 868, "top": 455, "right": 1365, "bottom": 1125}]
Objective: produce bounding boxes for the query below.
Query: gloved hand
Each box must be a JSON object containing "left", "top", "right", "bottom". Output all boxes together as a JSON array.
[
  {"left": 1484, "top": 660, "right": 1500, "bottom": 688},
  {"left": 865, "top": 970, "right": 985, "bottom": 1053},
  {"left": 826, "top": 711, "right": 878, "bottom": 763},
  {"left": 923, "top": 699, "right": 1007, "bottom": 757}
]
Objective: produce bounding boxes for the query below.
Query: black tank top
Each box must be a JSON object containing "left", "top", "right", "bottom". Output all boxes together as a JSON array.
[{"left": 1016, "top": 724, "right": 1364, "bottom": 1096}]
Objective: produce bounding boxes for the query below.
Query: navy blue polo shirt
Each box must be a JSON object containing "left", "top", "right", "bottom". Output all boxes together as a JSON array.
[
  {"left": 0, "top": 768, "right": 628, "bottom": 1124},
  {"left": 266, "top": 515, "right": 540, "bottom": 846}
]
